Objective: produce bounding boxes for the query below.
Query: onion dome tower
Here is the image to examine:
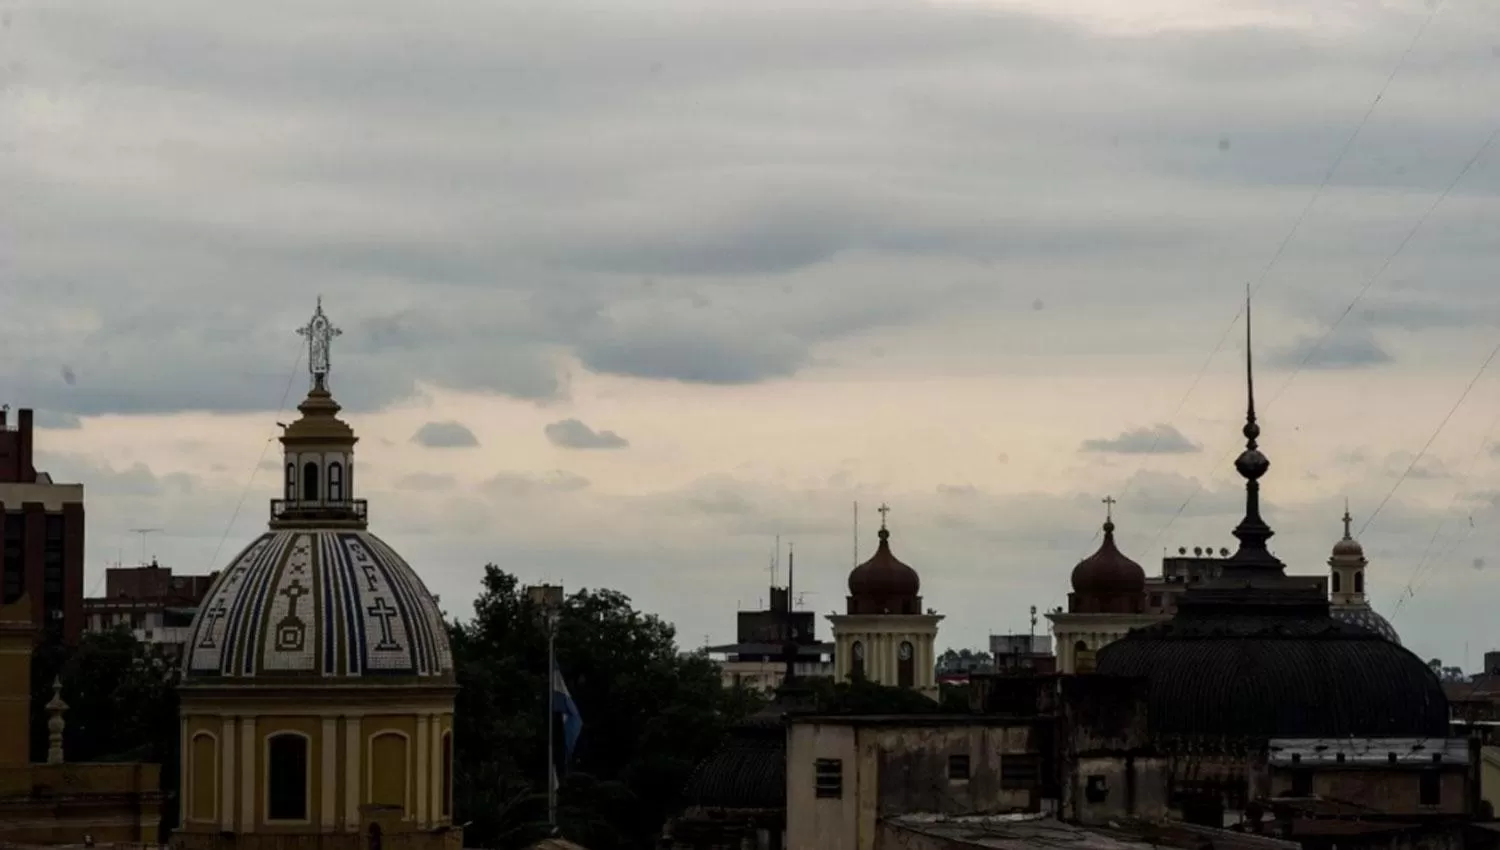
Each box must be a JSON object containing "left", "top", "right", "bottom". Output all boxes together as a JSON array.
[
  {"left": 1048, "top": 500, "right": 1162, "bottom": 673},
  {"left": 1327, "top": 506, "right": 1400, "bottom": 643},
  {"left": 173, "top": 300, "right": 458, "bottom": 850},
  {"left": 827, "top": 505, "right": 942, "bottom": 698},
  {"left": 1094, "top": 297, "right": 1447, "bottom": 741}
]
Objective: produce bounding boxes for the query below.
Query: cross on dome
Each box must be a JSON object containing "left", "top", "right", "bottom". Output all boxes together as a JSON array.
[
  {"left": 296, "top": 296, "right": 343, "bottom": 387},
  {"left": 877, "top": 503, "right": 891, "bottom": 530},
  {"left": 1102, "top": 495, "right": 1116, "bottom": 521}
]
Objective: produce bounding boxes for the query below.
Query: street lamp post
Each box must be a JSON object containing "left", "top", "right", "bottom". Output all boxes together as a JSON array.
[{"left": 527, "top": 583, "right": 565, "bottom": 834}]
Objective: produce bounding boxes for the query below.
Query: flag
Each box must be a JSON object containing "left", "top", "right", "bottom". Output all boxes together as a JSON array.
[{"left": 551, "top": 662, "right": 583, "bottom": 766}]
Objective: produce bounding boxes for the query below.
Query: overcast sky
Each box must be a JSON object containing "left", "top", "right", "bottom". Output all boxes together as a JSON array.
[{"left": 4, "top": 0, "right": 1500, "bottom": 667}]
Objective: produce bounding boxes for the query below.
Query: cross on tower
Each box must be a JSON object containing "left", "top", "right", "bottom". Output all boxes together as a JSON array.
[
  {"left": 366, "top": 597, "right": 403, "bottom": 651},
  {"left": 877, "top": 503, "right": 891, "bottom": 530},
  {"left": 1102, "top": 495, "right": 1117, "bottom": 521},
  {"left": 296, "top": 296, "right": 342, "bottom": 386}
]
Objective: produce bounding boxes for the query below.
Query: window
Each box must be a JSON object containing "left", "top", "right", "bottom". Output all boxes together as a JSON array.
[
  {"left": 1000, "top": 754, "right": 1039, "bottom": 791},
  {"left": 948, "top": 754, "right": 971, "bottom": 782},
  {"left": 898, "top": 641, "right": 915, "bottom": 688},
  {"left": 814, "top": 758, "right": 843, "bottom": 799},
  {"left": 1, "top": 513, "right": 23, "bottom": 604},
  {"left": 850, "top": 641, "right": 865, "bottom": 680},
  {"left": 302, "top": 461, "right": 320, "bottom": 502},
  {"left": 266, "top": 733, "right": 310, "bottom": 821},
  {"left": 329, "top": 462, "right": 344, "bottom": 502},
  {"left": 42, "top": 515, "right": 65, "bottom": 628},
  {"left": 1331, "top": 573, "right": 1341, "bottom": 593},
  {"left": 285, "top": 463, "right": 296, "bottom": 500},
  {"left": 1420, "top": 770, "right": 1441, "bottom": 806},
  {"left": 441, "top": 732, "right": 453, "bottom": 818},
  {"left": 1085, "top": 775, "right": 1108, "bottom": 803},
  {"left": 1291, "top": 770, "right": 1312, "bottom": 796},
  {"left": 1148, "top": 593, "right": 1162, "bottom": 608},
  {"left": 1354, "top": 571, "right": 1364, "bottom": 594}
]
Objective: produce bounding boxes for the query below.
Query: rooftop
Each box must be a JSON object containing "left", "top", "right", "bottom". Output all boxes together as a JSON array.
[{"left": 885, "top": 813, "right": 1299, "bottom": 850}]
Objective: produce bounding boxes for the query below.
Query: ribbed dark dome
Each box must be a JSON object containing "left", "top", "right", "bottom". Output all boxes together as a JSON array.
[
  {"left": 846, "top": 528, "right": 922, "bottom": 615},
  {"left": 1095, "top": 612, "right": 1447, "bottom": 738},
  {"left": 680, "top": 722, "right": 785, "bottom": 810},
  {"left": 1071, "top": 520, "right": 1146, "bottom": 595}
]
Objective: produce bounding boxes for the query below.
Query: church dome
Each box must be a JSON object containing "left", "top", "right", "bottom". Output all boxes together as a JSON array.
[
  {"left": 1071, "top": 520, "right": 1146, "bottom": 595},
  {"left": 1331, "top": 537, "right": 1365, "bottom": 558},
  {"left": 182, "top": 529, "right": 455, "bottom": 683},
  {"left": 846, "top": 527, "right": 922, "bottom": 615},
  {"left": 1094, "top": 298, "right": 1448, "bottom": 741}
]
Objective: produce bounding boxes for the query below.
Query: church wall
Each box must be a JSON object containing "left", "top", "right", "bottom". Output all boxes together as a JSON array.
[{"left": 0, "top": 762, "right": 162, "bottom": 844}]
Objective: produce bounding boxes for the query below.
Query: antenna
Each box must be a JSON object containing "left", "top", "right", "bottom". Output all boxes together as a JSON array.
[
  {"left": 774, "top": 534, "right": 781, "bottom": 588},
  {"left": 787, "top": 542, "right": 795, "bottom": 611},
  {"left": 128, "top": 528, "right": 163, "bottom": 565}
]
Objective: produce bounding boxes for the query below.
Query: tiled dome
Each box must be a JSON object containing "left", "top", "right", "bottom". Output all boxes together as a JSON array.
[
  {"left": 183, "top": 529, "right": 454, "bottom": 682},
  {"left": 1332, "top": 605, "right": 1400, "bottom": 644}
]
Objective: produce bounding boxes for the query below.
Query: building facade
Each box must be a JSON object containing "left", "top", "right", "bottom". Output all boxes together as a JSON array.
[
  {"left": 0, "top": 407, "right": 85, "bottom": 645},
  {"left": 827, "top": 516, "right": 941, "bottom": 698},
  {"left": 171, "top": 301, "right": 460, "bottom": 850},
  {"left": 706, "top": 583, "right": 834, "bottom": 692},
  {"left": 83, "top": 560, "right": 217, "bottom": 660}
]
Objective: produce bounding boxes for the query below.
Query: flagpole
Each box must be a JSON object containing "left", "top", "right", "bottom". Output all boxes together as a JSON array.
[{"left": 546, "top": 607, "right": 558, "bottom": 834}]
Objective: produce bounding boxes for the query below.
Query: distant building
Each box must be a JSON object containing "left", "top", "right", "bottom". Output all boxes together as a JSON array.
[
  {"left": 707, "top": 582, "right": 834, "bottom": 691},
  {"left": 0, "top": 406, "right": 85, "bottom": 645},
  {"left": 827, "top": 515, "right": 942, "bottom": 698},
  {"left": 82, "top": 559, "right": 217, "bottom": 659},
  {"left": 987, "top": 633, "right": 1056, "bottom": 675},
  {"left": 1047, "top": 509, "right": 1163, "bottom": 674}
]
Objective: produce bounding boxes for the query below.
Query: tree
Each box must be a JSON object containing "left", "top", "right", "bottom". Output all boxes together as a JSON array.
[
  {"left": 29, "top": 629, "right": 181, "bottom": 834},
  {"left": 1426, "top": 658, "right": 1468, "bottom": 683},
  {"left": 450, "top": 565, "right": 755, "bottom": 850}
]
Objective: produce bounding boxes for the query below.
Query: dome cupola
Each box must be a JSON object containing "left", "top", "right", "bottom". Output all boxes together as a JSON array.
[
  {"left": 846, "top": 505, "right": 922, "bottom": 615},
  {"left": 1068, "top": 497, "right": 1147, "bottom": 614}
]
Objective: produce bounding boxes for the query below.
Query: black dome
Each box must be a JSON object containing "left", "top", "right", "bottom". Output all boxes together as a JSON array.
[{"left": 1095, "top": 608, "right": 1449, "bottom": 739}]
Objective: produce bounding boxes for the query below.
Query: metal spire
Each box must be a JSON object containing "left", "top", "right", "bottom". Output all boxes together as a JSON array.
[{"left": 1228, "top": 286, "right": 1283, "bottom": 573}]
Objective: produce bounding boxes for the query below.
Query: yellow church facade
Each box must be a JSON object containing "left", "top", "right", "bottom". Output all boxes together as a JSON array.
[{"left": 172, "top": 300, "right": 461, "bottom": 850}]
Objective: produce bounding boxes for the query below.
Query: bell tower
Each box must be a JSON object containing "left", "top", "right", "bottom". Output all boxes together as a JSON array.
[
  {"left": 273, "top": 299, "right": 366, "bottom": 529},
  {"left": 1328, "top": 505, "right": 1367, "bottom": 606}
]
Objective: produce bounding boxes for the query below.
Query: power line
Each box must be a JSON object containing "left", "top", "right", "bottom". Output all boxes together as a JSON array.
[
  {"left": 1091, "top": 0, "right": 1448, "bottom": 551},
  {"left": 1149, "top": 120, "right": 1500, "bottom": 550},
  {"left": 203, "top": 342, "right": 305, "bottom": 573}
]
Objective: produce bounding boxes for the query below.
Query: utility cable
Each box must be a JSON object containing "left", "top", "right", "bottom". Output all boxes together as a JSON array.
[
  {"left": 204, "top": 343, "right": 305, "bottom": 572},
  {"left": 1095, "top": 0, "right": 1448, "bottom": 552}
]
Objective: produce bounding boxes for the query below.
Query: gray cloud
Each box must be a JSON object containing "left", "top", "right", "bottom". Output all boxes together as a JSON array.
[
  {"left": 410, "top": 421, "right": 480, "bottom": 448},
  {"left": 544, "top": 418, "right": 630, "bottom": 450},
  {"left": 6, "top": 2, "right": 1499, "bottom": 416},
  {"left": 1080, "top": 424, "right": 1201, "bottom": 455},
  {"left": 480, "top": 470, "right": 591, "bottom": 498},
  {"left": 1267, "top": 327, "right": 1393, "bottom": 371},
  {"left": 32, "top": 410, "right": 82, "bottom": 430}
]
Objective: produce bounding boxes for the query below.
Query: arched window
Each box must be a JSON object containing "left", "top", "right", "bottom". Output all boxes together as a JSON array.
[
  {"left": 266, "top": 733, "right": 309, "bottom": 821},
  {"left": 368, "top": 823, "right": 383, "bottom": 850},
  {"left": 329, "top": 462, "right": 344, "bottom": 502},
  {"left": 302, "top": 461, "right": 320, "bottom": 502},
  {"left": 1332, "top": 573, "right": 1341, "bottom": 594},
  {"left": 188, "top": 732, "right": 218, "bottom": 823},
  {"left": 368, "top": 731, "right": 409, "bottom": 813},
  {"left": 441, "top": 731, "right": 453, "bottom": 819},
  {"left": 1354, "top": 571, "right": 1364, "bottom": 594},
  {"left": 897, "top": 641, "right": 915, "bottom": 688},
  {"left": 284, "top": 463, "right": 296, "bottom": 500},
  {"left": 850, "top": 640, "right": 865, "bottom": 681}
]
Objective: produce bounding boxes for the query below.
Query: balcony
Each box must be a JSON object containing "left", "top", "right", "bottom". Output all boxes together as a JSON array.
[{"left": 270, "top": 498, "right": 368, "bottom": 524}]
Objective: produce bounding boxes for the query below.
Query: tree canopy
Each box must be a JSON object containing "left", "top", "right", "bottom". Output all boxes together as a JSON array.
[
  {"left": 30, "top": 629, "right": 181, "bottom": 831},
  {"left": 450, "top": 565, "right": 762, "bottom": 850}
]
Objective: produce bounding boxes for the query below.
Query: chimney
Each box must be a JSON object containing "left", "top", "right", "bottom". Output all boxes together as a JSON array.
[{"left": 16, "top": 409, "right": 35, "bottom": 484}]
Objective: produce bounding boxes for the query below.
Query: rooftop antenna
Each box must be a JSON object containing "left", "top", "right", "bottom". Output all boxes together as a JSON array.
[
  {"left": 787, "top": 542, "right": 795, "bottom": 612},
  {"left": 128, "top": 528, "right": 163, "bottom": 565},
  {"left": 774, "top": 534, "right": 781, "bottom": 588}
]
